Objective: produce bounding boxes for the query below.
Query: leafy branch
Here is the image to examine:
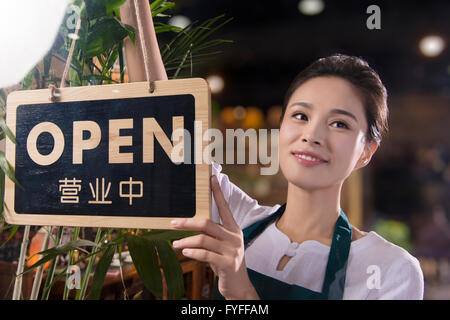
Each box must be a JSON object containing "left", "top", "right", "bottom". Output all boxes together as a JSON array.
[{"left": 1, "top": 0, "right": 232, "bottom": 300}]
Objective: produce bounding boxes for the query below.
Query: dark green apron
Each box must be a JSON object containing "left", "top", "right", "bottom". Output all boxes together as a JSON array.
[{"left": 214, "top": 203, "right": 352, "bottom": 300}]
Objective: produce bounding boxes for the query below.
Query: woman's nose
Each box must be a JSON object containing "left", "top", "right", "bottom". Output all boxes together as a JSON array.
[
  {"left": 302, "top": 136, "right": 321, "bottom": 145},
  {"left": 301, "top": 124, "right": 324, "bottom": 145}
]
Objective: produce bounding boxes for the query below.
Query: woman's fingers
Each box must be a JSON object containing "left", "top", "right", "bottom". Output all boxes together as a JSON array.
[
  {"left": 172, "top": 234, "right": 233, "bottom": 256},
  {"left": 211, "top": 175, "right": 240, "bottom": 232},
  {"left": 171, "top": 217, "right": 232, "bottom": 241},
  {"left": 171, "top": 175, "right": 240, "bottom": 236},
  {"left": 179, "top": 248, "right": 226, "bottom": 265}
]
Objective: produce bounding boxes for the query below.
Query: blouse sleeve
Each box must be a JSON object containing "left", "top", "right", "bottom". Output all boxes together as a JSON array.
[
  {"left": 370, "top": 256, "right": 424, "bottom": 300},
  {"left": 211, "top": 162, "right": 280, "bottom": 229}
]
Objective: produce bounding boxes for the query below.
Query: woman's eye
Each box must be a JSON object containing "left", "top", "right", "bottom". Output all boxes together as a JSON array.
[
  {"left": 293, "top": 113, "right": 308, "bottom": 121},
  {"left": 331, "top": 121, "right": 349, "bottom": 129}
]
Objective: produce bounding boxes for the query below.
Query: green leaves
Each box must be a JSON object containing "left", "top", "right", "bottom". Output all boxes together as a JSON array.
[
  {"left": 126, "top": 233, "right": 186, "bottom": 299},
  {"left": 0, "top": 224, "right": 19, "bottom": 248},
  {"left": 76, "top": 228, "right": 105, "bottom": 300},
  {"left": 85, "top": 0, "right": 126, "bottom": 19},
  {"left": 0, "top": 91, "right": 18, "bottom": 216},
  {"left": 0, "top": 170, "right": 5, "bottom": 218},
  {"left": 89, "top": 244, "right": 116, "bottom": 300},
  {"left": 151, "top": 0, "right": 176, "bottom": 18},
  {"left": 154, "top": 22, "right": 183, "bottom": 34},
  {"left": 83, "top": 18, "right": 133, "bottom": 58},
  {"left": 25, "top": 239, "right": 99, "bottom": 274},
  {"left": 0, "top": 97, "right": 18, "bottom": 196},
  {"left": 154, "top": 239, "right": 184, "bottom": 299},
  {"left": 126, "top": 234, "right": 163, "bottom": 298},
  {"left": 0, "top": 89, "right": 7, "bottom": 112},
  {"left": 17, "top": 229, "right": 189, "bottom": 300},
  {"left": 53, "top": 0, "right": 136, "bottom": 87},
  {"left": 0, "top": 151, "right": 22, "bottom": 189},
  {"left": 0, "top": 116, "right": 16, "bottom": 144},
  {"left": 81, "top": 0, "right": 135, "bottom": 58},
  {"left": 20, "top": 70, "right": 34, "bottom": 90},
  {"left": 161, "top": 14, "right": 233, "bottom": 78}
]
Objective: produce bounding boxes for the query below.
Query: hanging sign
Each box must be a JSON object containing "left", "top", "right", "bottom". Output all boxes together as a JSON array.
[{"left": 3, "top": 78, "right": 211, "bottom": 229}]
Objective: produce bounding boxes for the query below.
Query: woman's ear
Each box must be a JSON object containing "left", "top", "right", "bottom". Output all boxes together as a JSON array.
[{"left": 355, "top": 141, "right": 379, "bottom": 170}]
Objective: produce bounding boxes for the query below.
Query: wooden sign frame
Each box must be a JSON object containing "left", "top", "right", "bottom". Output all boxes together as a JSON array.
[{"left": 4, "top": 78, "right": 211, "bottom": 229}]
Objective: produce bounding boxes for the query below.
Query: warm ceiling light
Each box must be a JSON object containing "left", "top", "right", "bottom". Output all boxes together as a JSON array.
[
  {"left": 419, "top": 35, "right": 445, "bottom": 58},
  {"left": 232, "top": 106, "right": 246, "bottom": 120},
  {"left": 206, "top": 75, "right": 224, "bottom": 94},
  {"left": 298, "top": 0, "right": 324, "bottom": 16},
  {"left": 168, "top": 15, "right": 191, "bottom": 29}
]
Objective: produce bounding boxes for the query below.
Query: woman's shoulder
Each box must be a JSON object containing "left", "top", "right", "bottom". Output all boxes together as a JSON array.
[
  {"left": 348, "top": 231, "right": 424, "bottom": 299},
  {"left": 354, "top": 231, "right": 419, "bottom": 262}
]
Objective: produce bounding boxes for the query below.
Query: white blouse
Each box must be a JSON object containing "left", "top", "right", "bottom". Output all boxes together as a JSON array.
[{"left": 211, "top": 162, "right": 424, "bottom": 300}]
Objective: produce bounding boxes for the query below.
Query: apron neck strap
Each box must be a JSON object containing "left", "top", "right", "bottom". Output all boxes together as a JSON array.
[
  {"left": 242, "top": 204, "right": 353, "bottom": 300},
  {"left": 243, "top": 204, "right": 286, "bottom": 249},
  {"left": 321, "top": 209, "right": 352, "bottom": 299}
]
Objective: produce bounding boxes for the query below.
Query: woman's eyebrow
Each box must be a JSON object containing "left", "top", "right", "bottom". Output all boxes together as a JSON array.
[
  {"left": 289, "top": 102, "right": 313, "bottom": 109},
  {"left": 330, "top": 109, "right": 358, "bottom": 123},
  {"left": 289, "top": 102, "right": 358, "bottom": 123}
]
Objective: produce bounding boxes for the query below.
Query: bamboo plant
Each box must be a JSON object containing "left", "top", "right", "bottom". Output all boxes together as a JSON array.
[{"left": 0, "top": 0, "right": 232, "bottom": 300}]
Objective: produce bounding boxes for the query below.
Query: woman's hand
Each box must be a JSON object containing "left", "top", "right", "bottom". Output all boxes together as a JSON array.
[{"left": 171, "top": 175, "right": 259, "bottom": 300}]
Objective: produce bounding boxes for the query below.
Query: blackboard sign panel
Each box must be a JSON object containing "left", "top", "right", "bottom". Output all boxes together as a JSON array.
[
  {"left": 4, "top": 79, "right": 211, "bottom": 229},
  {"left": 15, "top": 95, "right": 195, "bottom": 218}
]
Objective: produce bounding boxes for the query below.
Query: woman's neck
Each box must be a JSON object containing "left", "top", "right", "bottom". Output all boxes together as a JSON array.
[{"left": 276, "top": 182, "right": 342, "bottom": 246}]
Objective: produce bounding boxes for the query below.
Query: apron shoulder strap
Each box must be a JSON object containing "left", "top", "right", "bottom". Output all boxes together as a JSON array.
[
  {"left": 321, "top": 209, "right": 352, "bottom": 300},
  {"left": 243, "top": 204, "right": 286, "bottom": 249}
]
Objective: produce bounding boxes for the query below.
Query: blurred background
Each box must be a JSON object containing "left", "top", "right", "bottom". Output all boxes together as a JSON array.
[
  {"left": 167, "top": 0, "right": 450, "bottom": 299},
  {"left": 0, "top": 0, "right": 449, "bottom": 300}
]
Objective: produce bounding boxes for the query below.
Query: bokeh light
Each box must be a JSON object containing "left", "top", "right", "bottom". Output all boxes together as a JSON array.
[
  {"left": 206, "top": 75, "right": 225, "bottom": 94},
  {"left": 419, "top": 35, "right": 446, "bottom": 57},
  {"left": 298, "top": 0, "right": 325, "bottom": 16},
  {"left": 168, "top": 15, "right": 191, "bottom": 29},
  {"left": 232, "top": 106, "right": 247, "bottom": 120}
]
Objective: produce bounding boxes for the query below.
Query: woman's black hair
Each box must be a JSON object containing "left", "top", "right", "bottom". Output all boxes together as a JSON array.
[{"left": 281, "top": 54, "right": 389, "bottom": 144}]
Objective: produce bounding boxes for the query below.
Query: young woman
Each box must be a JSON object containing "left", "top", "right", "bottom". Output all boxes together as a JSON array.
[{"left": 171, "top": 54, "right": 424, "bottom": 300}]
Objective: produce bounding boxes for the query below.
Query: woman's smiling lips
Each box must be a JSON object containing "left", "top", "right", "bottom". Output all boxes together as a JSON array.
[{"left": 291, "top": 150, "right": 329, "bottom": 167}]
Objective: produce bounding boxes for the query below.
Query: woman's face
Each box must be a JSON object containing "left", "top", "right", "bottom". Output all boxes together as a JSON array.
[{"left": 279, "top": 76, "right": 377, "bottom": 190}]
